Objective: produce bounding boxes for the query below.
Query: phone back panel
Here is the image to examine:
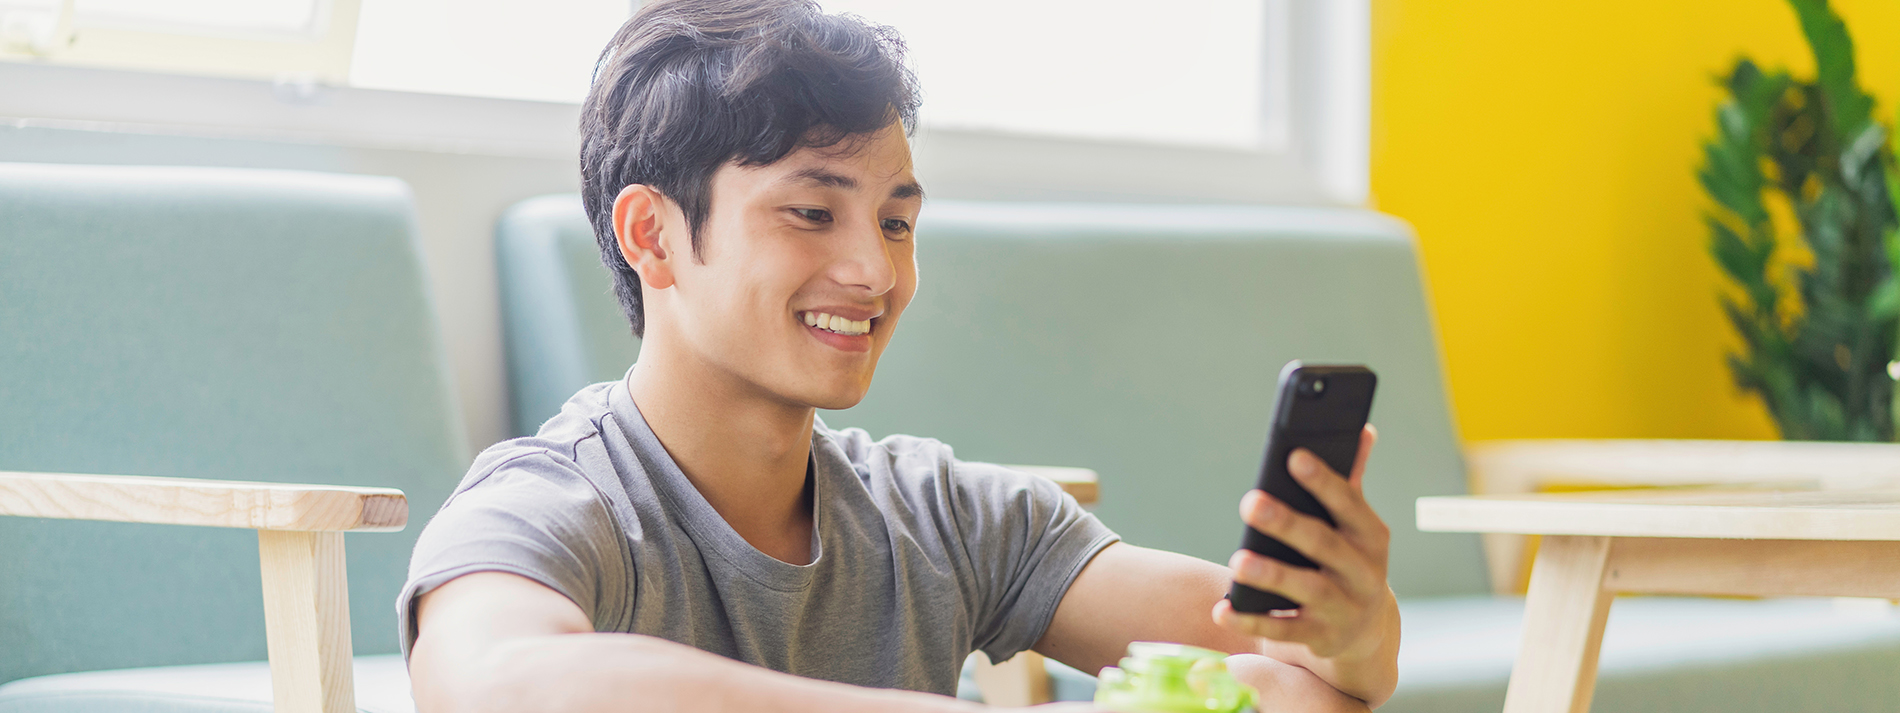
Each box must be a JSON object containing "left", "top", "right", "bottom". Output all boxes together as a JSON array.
[{"left": 1233, "top": 363, "right": 1376, "bottom": 610}]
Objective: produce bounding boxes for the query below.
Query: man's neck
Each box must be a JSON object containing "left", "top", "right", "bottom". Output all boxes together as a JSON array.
[{"left": 625, "top": 348, "right": 816, "bottom": 566}]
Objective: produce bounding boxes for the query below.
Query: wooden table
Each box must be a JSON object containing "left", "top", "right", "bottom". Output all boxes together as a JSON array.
[{"left": 1417, "top": 488, "right": 1900, "bottom": 713}]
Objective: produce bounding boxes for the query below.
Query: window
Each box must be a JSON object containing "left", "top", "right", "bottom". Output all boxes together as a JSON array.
[
  {"left": 348, "top": 0, "right": 630, "bottom": 104},
  {"left": 0, "top": 0, "right": 357, "bottom": 80},
  {"left": 825, "top": 0, "right": 1281, "bottom": 151},
  {"left": 0, "top": 0, "right": 1367, "bottom": 205}
]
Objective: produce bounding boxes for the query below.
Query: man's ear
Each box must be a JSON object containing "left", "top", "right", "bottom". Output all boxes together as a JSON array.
[{"left": 612, "top": 184, "right": 677, "bottom": 290}]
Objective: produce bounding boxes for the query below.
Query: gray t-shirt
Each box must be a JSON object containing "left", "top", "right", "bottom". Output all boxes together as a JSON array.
[{"left": 398, "top": 378, "right": 1119, "bottom": 695}]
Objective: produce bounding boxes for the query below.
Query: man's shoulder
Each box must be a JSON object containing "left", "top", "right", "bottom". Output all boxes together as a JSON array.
[
  {"left": 815, "top": 420, "right": 954, "bottom": 482},
  {"left": 819, "top": 421, "right": 946, "bottom": 460},
  {"left": 453, "top": 380, "right": 623, "bottom": 500}
]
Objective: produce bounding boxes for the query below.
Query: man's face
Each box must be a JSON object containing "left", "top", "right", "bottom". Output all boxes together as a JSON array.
[{"left": 661, "top": 122, "right": 922, "bottom": 410}]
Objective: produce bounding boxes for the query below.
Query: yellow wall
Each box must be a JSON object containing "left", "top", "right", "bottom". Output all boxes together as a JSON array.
[{"left": 1372, "top": 0, "right": 1900, "bottom": 442}]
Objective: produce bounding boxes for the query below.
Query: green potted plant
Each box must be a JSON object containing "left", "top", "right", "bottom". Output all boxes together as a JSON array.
[{"left": 1700, "top": 0, "right": 1900, "bottom": 441}]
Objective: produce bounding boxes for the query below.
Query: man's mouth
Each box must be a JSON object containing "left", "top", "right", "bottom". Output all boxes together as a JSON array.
[{"left": 800, "top": 311, "right": 872, "bottom": 336}]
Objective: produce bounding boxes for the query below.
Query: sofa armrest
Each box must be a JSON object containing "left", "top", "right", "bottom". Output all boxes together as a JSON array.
[{"left": 0, "top": 470, "right": 407, "bottom": 532}]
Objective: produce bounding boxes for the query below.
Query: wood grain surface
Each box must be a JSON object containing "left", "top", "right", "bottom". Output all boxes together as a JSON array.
[
  {"left": 259, "top": 530, "right": 356, "bottom": 713},
  {"left": 1008, "top": 465, "right": 1100, "bottom": 506},
  {"left": 1502, "top": 536, "right": 1614, "bottom": 713},
  {"left": 1604, "top": 537, "right": 1900, "bottom": 599},
  {"left": 1417, "top": 488, "right": 1900, "bottom": 541},
  {"left": 969, "top": 650, "right": 1053, "bottom": 707},
  {"left": 1463, "top": 439, "right": 1900, "bottom": 593},
  {"left": 0, "top": 471, "right": 407, "bottom": 531}
]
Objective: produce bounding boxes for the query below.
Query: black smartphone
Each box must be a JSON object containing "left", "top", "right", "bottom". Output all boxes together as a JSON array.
[{"left": 1228, "top": 361, "right": 1377, "bottom": 613}]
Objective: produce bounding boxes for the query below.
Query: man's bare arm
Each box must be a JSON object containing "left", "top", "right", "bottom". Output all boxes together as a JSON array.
[
  {"left": 1034, "top": 543, "right": 1377, "bottom": 713},
  {"left": 1034, "top": 427, "right": 1399, "bottom": 710},
  {"left": 410, "top": 572, "right": 986, "bottom": 713}
]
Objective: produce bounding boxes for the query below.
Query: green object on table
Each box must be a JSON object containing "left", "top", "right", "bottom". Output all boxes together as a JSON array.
[{"left": 1094, "top": 643, "right": 1258, "bottom": 713}]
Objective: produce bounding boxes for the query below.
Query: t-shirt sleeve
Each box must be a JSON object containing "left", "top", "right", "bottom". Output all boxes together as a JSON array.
[
  {"left": 951, "top": 460, "right": 1120, "bottom": 662},
  {"left": 396, "top": 450, "right": 628, "bottom": 658}
]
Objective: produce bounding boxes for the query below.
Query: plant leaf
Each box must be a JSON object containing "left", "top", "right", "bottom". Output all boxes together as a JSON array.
[{"left": 1788, "top": 0, "right": 1874, "bottom": 139}]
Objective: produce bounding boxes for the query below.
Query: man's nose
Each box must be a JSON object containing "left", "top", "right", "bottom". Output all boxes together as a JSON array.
[{"left": 831, "top": 217, "right": 897, "bottom": 296}]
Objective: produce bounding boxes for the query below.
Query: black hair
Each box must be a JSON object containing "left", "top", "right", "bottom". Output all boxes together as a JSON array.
[{"left": 579, "top": 0, "right": 920, "bottom": 338}]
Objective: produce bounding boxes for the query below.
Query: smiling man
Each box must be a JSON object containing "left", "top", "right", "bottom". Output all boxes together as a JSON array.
[{"left": 399, "top": 1, "right": 1399, "bottom": 711}]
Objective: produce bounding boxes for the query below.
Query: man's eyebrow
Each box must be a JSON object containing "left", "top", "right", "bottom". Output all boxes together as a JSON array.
[
  {"left": 891, "top": 181, "right": 925, "bottom": 201},
  {"left": 782, "top": 167, "right": 924, "bottom": 201},
  {"left": 784, "top": 167, "right": 857, "bottom": 190}
]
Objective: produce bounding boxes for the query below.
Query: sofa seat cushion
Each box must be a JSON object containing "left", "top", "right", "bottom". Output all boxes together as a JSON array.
[
  {"left": 0, "top": 656, "right": 413, "bottom": 713},
  {"left": 957, "top": 596, "right": 1900, "bottom": 709},
  {"left": 1390, "top": 595, "right": 1900, "bottom": 712},
  {"left": 18, "top": 597, "right": 1897, "bottom": 712}
]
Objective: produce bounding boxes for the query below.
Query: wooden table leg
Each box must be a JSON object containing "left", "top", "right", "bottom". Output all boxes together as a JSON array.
[
  {"left": 259, "top": 530, "right": 356, "bottom": 713},
  {"left": 1502, "top": 535, "right": 1614, "bottom": 713}
]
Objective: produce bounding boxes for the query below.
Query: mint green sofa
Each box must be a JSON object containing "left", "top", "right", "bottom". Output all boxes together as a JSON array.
[
  {"left": 496, "top": 195, "right": 1900, "bottom": 711},
  {"left": 0, "top": 164, "right": 464, "bottom": 713}
]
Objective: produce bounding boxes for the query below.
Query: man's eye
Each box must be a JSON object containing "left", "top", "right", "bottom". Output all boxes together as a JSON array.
[
  {"left": 881, "top": 218, "right": 913, "bottom": 236},
  {"left": 793, "top": 208, "right": 832, "bottom": 223}
]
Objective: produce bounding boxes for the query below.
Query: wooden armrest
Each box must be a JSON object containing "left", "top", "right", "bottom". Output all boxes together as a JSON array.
[
  {"left": 1005, "top": 465, "right": 1099, "bottom": 506},
  {"left": 0, "top": 471, "right": 407, "bottom": 532}
]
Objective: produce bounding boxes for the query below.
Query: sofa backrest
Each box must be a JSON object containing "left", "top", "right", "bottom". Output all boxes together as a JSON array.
[
  {"left": 496, "top": 195, "right": 643, "bottom": 438},
  {"left": 494, "top": 197, "right": 1489, "bottom": 597},
  {"left": 0, "top": 164, "right": 469, "bottom": 682}
]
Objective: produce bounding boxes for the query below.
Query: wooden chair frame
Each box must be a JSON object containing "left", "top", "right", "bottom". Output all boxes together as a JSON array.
[
  {"left": 0, "top": 471, "right": 406, "bottom": 713},
  {"left": 1, "top": 464, "right": 1100, "bottom": 710}
]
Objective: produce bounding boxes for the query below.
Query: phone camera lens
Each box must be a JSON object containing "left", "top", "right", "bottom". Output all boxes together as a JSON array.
[{"left": 1299, "top": 377, "right": 1327, "bottom": 397}]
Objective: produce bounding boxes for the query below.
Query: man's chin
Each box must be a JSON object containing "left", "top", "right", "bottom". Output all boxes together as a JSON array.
[
  {"left": 792, "top": 376, "right": 874, "bottom": 412},
  {"left": 806, "top": 388, "right": 869, "bottom": 412}
]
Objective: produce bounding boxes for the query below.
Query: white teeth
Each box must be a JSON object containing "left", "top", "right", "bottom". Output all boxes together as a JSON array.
[{"left": 802, "top": 311, "right": 871, "bottom": 336}]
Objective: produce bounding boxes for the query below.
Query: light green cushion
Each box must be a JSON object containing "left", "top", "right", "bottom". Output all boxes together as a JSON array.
[
  {"left": 0, "top": 656, "right": 413, "bottom": 713},
  {"left": 829, "top": 202, "right": 1486, "bottom": 594},
  {"left": 495, "top": 195, "right": 641, "bottom": 437},
  {"left": 494, "top": 197, "right": 1489, "bottom": 596},
  {"left": 1383, "top": 596, "right": 1900, "bottom": 712},
  {"left": 0, "top": 164, "right": 467, "bottom": 684}
]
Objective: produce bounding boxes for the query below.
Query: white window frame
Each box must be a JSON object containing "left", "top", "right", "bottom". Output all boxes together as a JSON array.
[{"left": 0, "top": 0, "right": 1367, "bottom": 206}]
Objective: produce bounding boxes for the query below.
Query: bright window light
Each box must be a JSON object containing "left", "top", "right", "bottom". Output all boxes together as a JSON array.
[
  {"left": 824, "top": 0, "right": 1269, "bottom": 149},
  {"left": 346, "top": 0, "right": 1273, "bottom": 149},
  {"left": 75, "top": 0, "right": 322, "bottom": 36},
  {"left": 349, "top": 0, "right": 631, "bottom": 104}
]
